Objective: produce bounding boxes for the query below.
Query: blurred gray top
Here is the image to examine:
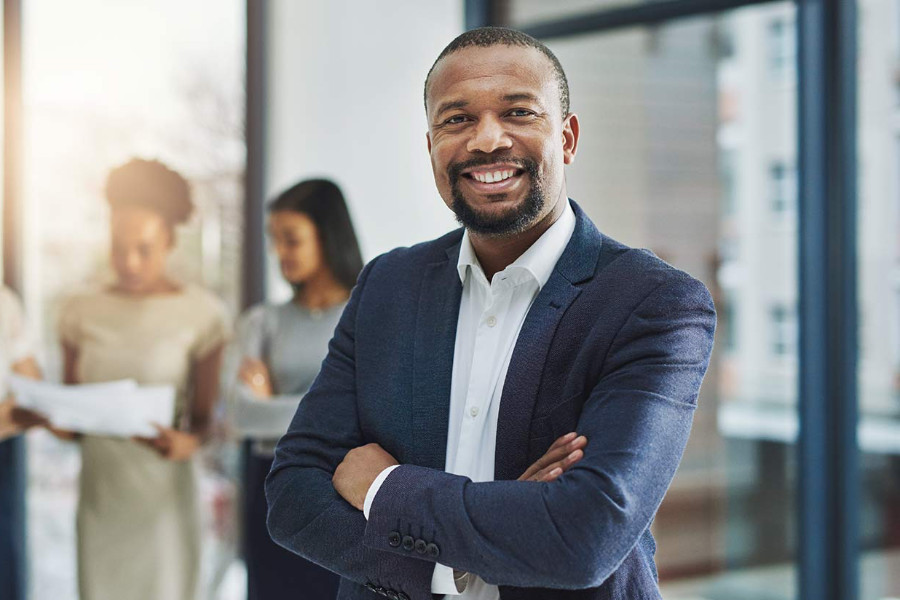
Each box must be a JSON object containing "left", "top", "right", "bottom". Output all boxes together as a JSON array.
[{"left": 223, "top": 300, "right": 345, "bottom": 454}]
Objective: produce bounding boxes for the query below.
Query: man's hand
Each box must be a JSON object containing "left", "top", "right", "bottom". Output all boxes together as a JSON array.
[
  {"left": 518, "top": 432, "right": 587, "bottom": 482},
  {"left": 239, "top": 358, "right": 273, "bottom": 399},
  {"left": 134, "top": 424, "right": 200, "bottom": 461},
  {"left": 333, "top": 443, "right": 399, "bottom": 511}
]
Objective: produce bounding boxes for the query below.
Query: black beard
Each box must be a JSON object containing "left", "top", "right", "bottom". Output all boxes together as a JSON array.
[{"left": 448, "top": 156, "right": 544, "bottom": 236}]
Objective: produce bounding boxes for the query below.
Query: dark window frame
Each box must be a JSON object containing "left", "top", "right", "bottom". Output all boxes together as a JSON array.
[{"left": 1, "top": 1, "right": 28, "bottom": 599}]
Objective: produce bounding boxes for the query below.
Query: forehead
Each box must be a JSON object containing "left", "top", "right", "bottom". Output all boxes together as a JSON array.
[
  {"left": 111, "top": 206, "right": 166, "bottom": 235},
  {"left": 426, "top": 45, "right": 558, "bottom": 114},
  {"left": 269, "top": 210, "right": 315, "bottom": 232}
]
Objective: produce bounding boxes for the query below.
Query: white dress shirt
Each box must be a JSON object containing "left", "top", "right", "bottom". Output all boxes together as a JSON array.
[{"left": 364, "top": 202, "right": 576, "bottom": 599}]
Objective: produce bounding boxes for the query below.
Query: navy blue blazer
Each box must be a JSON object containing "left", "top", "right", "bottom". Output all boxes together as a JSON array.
[{"left": 267, "top": 200, "right": 716, "bottom": 600}]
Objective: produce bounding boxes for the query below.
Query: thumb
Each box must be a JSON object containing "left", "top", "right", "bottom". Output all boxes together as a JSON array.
[{"left": 150, "top": 423, "right": 170, "bottom": 438}]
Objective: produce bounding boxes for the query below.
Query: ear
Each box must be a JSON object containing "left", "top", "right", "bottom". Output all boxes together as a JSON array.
[
  {"left": 426, "top": 130, "right": 432, "bottom": 153},
  {"left": 562, "top": 113, "right": 579, "bottom": 165}
]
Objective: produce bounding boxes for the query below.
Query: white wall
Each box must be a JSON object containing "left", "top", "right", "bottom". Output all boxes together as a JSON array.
[{"left": 266, "top": 0, "right": 463, "bottom": 301}]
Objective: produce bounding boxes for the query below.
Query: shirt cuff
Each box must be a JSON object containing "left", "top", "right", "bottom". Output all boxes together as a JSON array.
[
  {"left": 431, "top": 564, "right": 468, "bottom": 595},
  {"left": 431, "top": 565, "right": 459, "bottom": 596},
  {"left": 362, "top": 464, "right": 400, "bottom": 520}
]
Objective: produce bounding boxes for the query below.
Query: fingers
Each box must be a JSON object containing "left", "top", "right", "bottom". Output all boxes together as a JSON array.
[
  {"left": 240, "top": 359, "right": 272, "bottom": 397},
  {"left": 519, "top": 433, "right": 586, "bottom": 481},
  {"left": 531, "top": 448, "right": 584, "bottom": 482},
  {"left": 242, "top": 357, "right": 266, "bottom": 369},
  {"left": 133, "top": 435, "right": 165, "bottom": 449},
  {"left": 544, "top": 431, "right": 576, "bottom": 456},
  {"left": 48, "top": 426, "right": 79, "bottom": 441},
  {"left": 132, "top": 436, "right": 158, "bottom": 451},
  {"left": 240, "top": 358, "right": 267, "bottom": 377},
  {"left": 134, "top": 425, "right": 172, "bottom": 456},
  {"left": 519, "top": 432, "right": 576, "bottom": 479},
  {"left": 238, "top": 363, "right": 256, "bottom": 385},
  {"left": 239, "top": 358, "right": 262, "bottom": 381},
  {"left": 10, "top": 407, "right": 49, "bottom": 429}
]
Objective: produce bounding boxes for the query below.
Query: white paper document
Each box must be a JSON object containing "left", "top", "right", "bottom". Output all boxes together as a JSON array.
[{"left": 8, "top": 375, "right": 175, "bottom": 438}]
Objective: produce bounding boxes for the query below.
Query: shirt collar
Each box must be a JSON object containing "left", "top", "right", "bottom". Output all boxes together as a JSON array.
[{"left": 456, "top": 200, "right": 577, "bottom": 290}]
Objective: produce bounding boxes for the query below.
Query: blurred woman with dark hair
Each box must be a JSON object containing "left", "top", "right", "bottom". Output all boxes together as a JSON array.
[
  {"left": 58, "top": 158, "right": 230, "bottom": 600},
  {"left": 224, "top": 178, "right": 362, "bottom": 600}
]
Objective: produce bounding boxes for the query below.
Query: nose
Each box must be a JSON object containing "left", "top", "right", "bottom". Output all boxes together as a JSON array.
[
  {"left": 466, "top": 114, "right": 512, "bottom": 154},
  {"left": 124, "top": 250, "right": 142, "bottom": 274},
  {"left": 274, "top": 240, "right": 290, "bottom": 261}
]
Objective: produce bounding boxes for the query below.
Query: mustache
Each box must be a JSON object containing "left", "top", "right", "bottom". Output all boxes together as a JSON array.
[{"left": 447, "top": 155, "right": 538, "bottom": 182}]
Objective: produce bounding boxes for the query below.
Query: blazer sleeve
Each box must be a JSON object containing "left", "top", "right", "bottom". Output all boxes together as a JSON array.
[
  {"left": 265, "top": 257, "right": 437, "bottom": 599},
  {"left": 363, "top": 274, "right": 716, "bottom": 590}
]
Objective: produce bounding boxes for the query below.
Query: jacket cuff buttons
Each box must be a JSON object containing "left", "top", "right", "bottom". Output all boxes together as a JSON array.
[
  {"left": 365, "top": 581, "right": 409, "bottom": 600},
  {"left": 386, "top": 530, "right": 440, "bottom": 558}
]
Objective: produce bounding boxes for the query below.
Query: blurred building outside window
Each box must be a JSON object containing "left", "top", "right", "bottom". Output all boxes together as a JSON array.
[
  {"left": 766, "top": 16, "right": 796, "bottom": 81},
  {"left": 770, "top": 304, "right": 797, "bottom": 357},
  {"left": 768, "top": 161, "right": 797, "bottom": 216}
]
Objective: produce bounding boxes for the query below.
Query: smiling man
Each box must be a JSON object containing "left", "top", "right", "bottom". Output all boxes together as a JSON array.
[{"left": 266, "top": 27, "right": 716, "bottom": 600}]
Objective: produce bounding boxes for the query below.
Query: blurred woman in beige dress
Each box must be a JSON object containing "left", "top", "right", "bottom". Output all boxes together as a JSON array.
[{"left": 57, "top": 158, "right": 229, "bottom": 600}]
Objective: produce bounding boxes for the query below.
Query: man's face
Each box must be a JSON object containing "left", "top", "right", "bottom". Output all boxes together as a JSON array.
[{"left": 426, "top": 44, "right": 578, "bottom": 236}]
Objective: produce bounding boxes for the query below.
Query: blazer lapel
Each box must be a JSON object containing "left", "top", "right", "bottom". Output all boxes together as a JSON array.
[
  {"left": 411, "top": 244, "right": 462, "bottom": 471},
  {"left": 494, "top": 201, "right": 603, "bottom": 481}
]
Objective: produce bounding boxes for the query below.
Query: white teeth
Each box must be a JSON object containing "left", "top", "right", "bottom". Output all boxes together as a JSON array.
[{"left": 472, "top": 169, "right": 515, "bottom": 184}]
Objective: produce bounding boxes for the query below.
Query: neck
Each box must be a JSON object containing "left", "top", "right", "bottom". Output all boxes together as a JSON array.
[
  {"left": 294, "top": 269, "right": 349, "bottom": 310},
  {"left": 111, "top": 277, "right": 179, "bottom": 296},
  {"left": 468, "top": 190, "right": 568, "bottom": 281}
]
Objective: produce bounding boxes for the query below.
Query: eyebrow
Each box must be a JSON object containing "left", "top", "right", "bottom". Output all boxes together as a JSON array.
[
  {"left": 432, "top": 93, "right": 544, "bottom": 120},
  {"left": 502, "top": 93, "right": 541, "bottom": 104},
  {"left": 434, "top": 99, "right": 468, "bottom": 118}
]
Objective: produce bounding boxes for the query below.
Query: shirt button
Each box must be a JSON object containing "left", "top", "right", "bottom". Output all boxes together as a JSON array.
[
  {"left": 470, "top": 406, "right": 479, "bottom": 417},
  {"left": 486, "top": 316, "right": 497, "bottom": 327}
]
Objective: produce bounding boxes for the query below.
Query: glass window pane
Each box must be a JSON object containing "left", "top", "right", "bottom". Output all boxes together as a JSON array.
[
  {"left": 858, "top": 0, "right": 900, "bottom": 595},
  {"left": 20, "top": 2, "right": 245, "bottom": 599},
  {"left": 542, "top": 4, "right": 798, "bottom": 597}
]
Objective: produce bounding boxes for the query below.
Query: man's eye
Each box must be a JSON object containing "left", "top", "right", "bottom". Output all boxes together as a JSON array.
[
  {"left": 444, "top": 115, "right": 468, "bottom": 125},
  {"left": 509, "top": 109, "right": 534, "bottom": 117}
]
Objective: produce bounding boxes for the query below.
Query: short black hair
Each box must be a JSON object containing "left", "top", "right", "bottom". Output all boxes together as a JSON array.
[
  {"left": 105, "top": 158, "right": 193, "bottom": 227},
  {"left": 268, "top": 178, "right": 364, "bottom": 292},
  {"left": 424, "top": 26, "right": 570, "bottom": 117}
]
